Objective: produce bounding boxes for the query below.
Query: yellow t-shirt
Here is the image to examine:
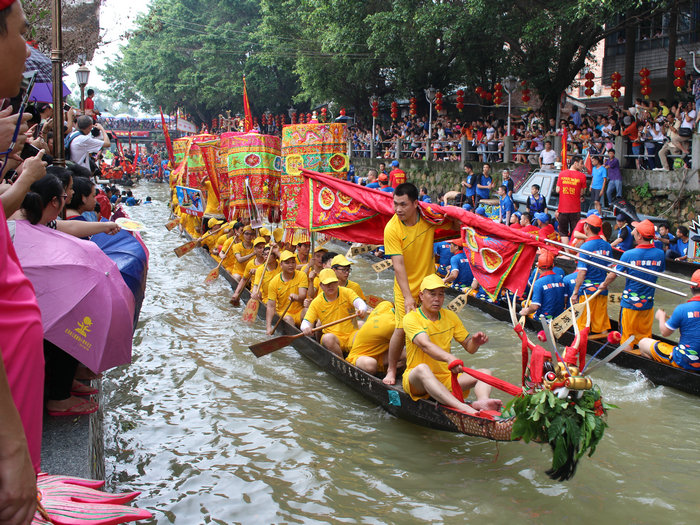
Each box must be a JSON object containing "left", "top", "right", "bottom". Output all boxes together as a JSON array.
[
  {"left": 403, "top": 307, "right": 468, "bottom": 379},
  {"left": 253, "top": 263, "right": 281, "bottom": 303},
  {"left": 268, "top": 270, "right": 309, "bottom": 316},
  {"left": 243, "top": 256, "right": 264, "bottom": 280},
  {"left": 344, "top": 279, "right": 366, "bottom": 301},
  {"left": 203, "top": 180, "right": 223, "bottom": 217},
  {"left": 383, "top": 214, "right": 436, "bottom": 301},
  {"left": 229, "top": 242, "right": 254, "bottom": 276},
  {"left": 304, "top": 286, "right": 359, "bottom": 338},
  {"left": 221, "top": 236, "right": 234, "bottom": 254},
  {"left": 201, "top": 229, "right": 220, "bottom": 250},
  {"left": 347, "top": 301, "right": 395, "bottom": 361}
]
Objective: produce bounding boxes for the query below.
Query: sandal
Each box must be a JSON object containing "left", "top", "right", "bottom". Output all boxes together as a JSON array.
[
  {"left": 47, "top": 399, "right": 98, "bottom": 417},
  {"left": 71, "top": 380, "right": 98, "bottom": 396}
]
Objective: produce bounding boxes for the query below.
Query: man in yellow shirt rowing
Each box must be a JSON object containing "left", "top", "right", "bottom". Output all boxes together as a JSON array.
[
  {"left": 330, "top": 254, "right": 366, "bottom": 300},
  {"left": 347, "top": 301, "right": 396, "bottom": 374},
  {"left": 266, "top": 251, "right": 309, "bottom": 334},
  {"left": 251, "top": 246, "right": 280, "bottom": 304},
  {"left": 230, "top": 237, "right": 267, "bottom": 306},
  {"left": 227, "top": 225, "right": 256, "bottom": 281},
  {"left": 301, "top": 269, "right": 368, "bottom": 357},
  {"left": 402, "top": 275, "right": 502, "bottom": 415}
]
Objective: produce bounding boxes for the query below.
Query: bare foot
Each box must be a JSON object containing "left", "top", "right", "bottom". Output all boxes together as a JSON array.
[
  {"left": 470, "top": 398, "right": 503, "bottom": 412},
  {"left": 71, "top": 380, "right": 97, "bottom": 396},
  {"left": 46, "top": 396, "right": 98, "bottom": 416},
  {"left": 382, "top": 370, "right": 397, "bottom": 385},
  {"left": 74, "top": 366, "right": 100, "bottom": 380}
]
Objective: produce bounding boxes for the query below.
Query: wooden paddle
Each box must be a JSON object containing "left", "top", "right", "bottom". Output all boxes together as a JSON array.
[
  {"left": 372, "top": 258, "right": 393, "bottom": 273},
  {"left": 551, "top": 288, "right": 602, "bottom": 339},
  {"left": 242, "top": 245, "right": 275, "bottom": 323},
  {"left": 347, "top": 244, "right": 379, "bottom": 257},
  {"left": 249, "top": 314, "right": 358, "bottom": 358},
  {"left": 165, "top": 217, "right": 181, "bottom": 231},
  {"left": 447, "top": 292, "right": 469, "bottom": 313},
  {"left": 518, "top": 268, "right": 538, "bottom": 327},
  {"left": 174, "top": 228, "right": 221, "bottom": 257},
  {"left": 204, "top": 242, "right": 234, "bottom": 284},
  {"left": 270, "top": 300, "right": 294, "bottom": 333},
  {"left": 365, "top": 294, "right": 386, "bottom": 309}
]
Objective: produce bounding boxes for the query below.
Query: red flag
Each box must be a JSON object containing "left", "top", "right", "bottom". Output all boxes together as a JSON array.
[
  {"left": 134, "top": 146, "right": 139, "bottom": 166},
  {"left": 160, "top": 106, "right": 175, "bottom": 166},
  {"left": 584, "top": 150, "right": 593, "bottom": 175},
  {"left": 298, "top": 169, "right": 550, "bottom": 300},
  {"left": 561, "top": 128, "right": 568, "bottom": 168},
  {"left": 243, "top": 76, "right": 253, "bottom": 132}
]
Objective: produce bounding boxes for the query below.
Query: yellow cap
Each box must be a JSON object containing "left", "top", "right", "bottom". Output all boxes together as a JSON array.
[
  {"left": 253, "top": 237, "right": 266, "bottom": 246},
  {"left": 243, "top": 224, "right": 253, "bottom": 232},
  {"left": 208, "top": 217, "right": 223, "bottom": 228},
  {"left": 331, "top": 254, "right": 353, "bottom": 267},
  {"left": 420, "top": 274, "right": 448, "bottom": 292},
  {"left": 272, "top": 228, "right": 284, "bottom": 243},
  {"left": 318, "top": 268, "right": 339, "bottom": 285},
  {"left": 314, "top": 244, "right": 328, "bottom": 253},
  {"left": 280, "top": 250, "right": 296, "bottom": 262},
  {"left": 259, "top": 227, "right": 271, "bottom": 236}
]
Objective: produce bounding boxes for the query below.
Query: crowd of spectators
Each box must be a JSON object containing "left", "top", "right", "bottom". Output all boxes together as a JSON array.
[{"left": 98, "top": 117, "right": 168, "bottom": 131}]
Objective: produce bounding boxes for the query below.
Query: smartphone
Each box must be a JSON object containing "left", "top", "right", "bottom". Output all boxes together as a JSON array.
[
  {"left": 63, "top": 103, "right": 71, "bottom": 112},
  {"left": 19, "top": 142, "right": 54, "bottom": 164}
]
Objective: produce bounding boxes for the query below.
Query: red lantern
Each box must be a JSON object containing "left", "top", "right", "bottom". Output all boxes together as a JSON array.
[
  {"left": 484, "top": 92, "right": 493, "bottom": 101},
  {"left": 611, "top": 71, "right": 622, "bottom": 82},
  {"left": 371, "top": 99, "right": 379, "bottom": 118},
  {"left": 212, "top": 117, "right": 218, "bottom": 129},
  {"left": 521, "top": 81, "right": 530, "bottom": 105},
  {"left": 493, "top": 82, "right": 503, "bottom": 106},
  {"left": 584, "top": 88, "right": 594, "bottom": 97},
  {"left": 391, "top": 101, "right": 398, "bottom": 120},
  {"left": 475, "top": 86, "right": 483, "bottom": 96},
  {"left": 611, "top": 89, "right": 622, "bottom": 100},
  {"left": 639, "top": 67, "right": 651, "bottom": 99},
  {"left": 435, "top": 91, "right": 443, "bottom": 112},
  {"left": 673, "top": 57, "right": 686, "bottom": 92},
  {"left": 585, "top": 71, "right": 595, "bottom": 81},
  {"left": 521, "top": 94, "right": 531, "bottom": 103},
  {"left": 455, "top": 89, "right": 464, "bottom": 112},
  {"left": 291, "top": 112, "right": 297, "bottom": 124},
  {"left": 409, "top": 97, "right": 417, "bottom": 116}
]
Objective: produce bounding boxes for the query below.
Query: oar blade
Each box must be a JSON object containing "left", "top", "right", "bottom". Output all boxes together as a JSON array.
[
  {"left": 249, "top": 335, "right": 294, "bottom": 357},
  {"left": 447, "top": 293, "right": 468, "bottom": 313},
  {"left": 242, "top": 299, "right": 260, "bottom": 323},
  {"left": 366, "top": 294, "right": 385, "bottom": 309},
  {"left": 174, "top": 241, "right": 196, "bottom": 257},
  {"left": 165, "top": 217, "right": 181, "bottom": 231},
  {"left": 204, "top": 267, "right": 219, "bottom": 284},
  {"left": 372, "top": 259, "right": 393, "bottom": 273}
]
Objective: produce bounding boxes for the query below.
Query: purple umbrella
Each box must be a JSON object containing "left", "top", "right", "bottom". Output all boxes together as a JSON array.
[
  {"left": 13, "top": 220, "right": 135, "bottom": 373},
  {"left": 30, "top": 82, "right": 71, "bottom": 103}
]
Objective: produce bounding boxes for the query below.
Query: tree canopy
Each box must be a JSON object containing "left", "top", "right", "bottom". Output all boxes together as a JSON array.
[{"left": 102, "top": 0, "right": 671, "bottom": 124}]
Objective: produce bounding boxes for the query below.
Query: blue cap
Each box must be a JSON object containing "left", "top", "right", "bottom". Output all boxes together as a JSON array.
[
  {"left": 462, "top": 203, "right": 473, "bottom": 212},
  {"left": 534, "top": 212, "right": 550, "bottom": 223},
  {"left": 475, "top": 206, "right": 487, "bottom": 216},
  {"left": 514, "top": 211, "right": 522, "bottom": 218},
  {"left": 616, "top": 213, "right": 627, "bottom": 222},
  {"left": 586, "top": 209, "right": 600, "bottom": 217},
  {"left": 391, "top": 160, "right": 399, "bottom": 167}
]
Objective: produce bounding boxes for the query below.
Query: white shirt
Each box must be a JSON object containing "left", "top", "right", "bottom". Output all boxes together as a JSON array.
[
  {"left": 681, "top": 111, "right": 696, "bottom": 129},
  {"left": 539, "top": 149, "right": 557, "bottom": 164},
  {"left": 69, "top": 133, "right": 104, "bottom": 170}
]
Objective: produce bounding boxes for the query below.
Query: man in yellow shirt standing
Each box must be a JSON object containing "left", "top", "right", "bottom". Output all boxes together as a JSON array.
[
  {"left": 301, "top": 269, "right": 368, "bottom": 357},
  {"left": 383, "top": 183, "right": 439, "bottom": 385},
  {"left": 330, "top": 254, "right": 366, "bottom": 300},
  {"left": 266, "top": 251, "right": 309, "bottom": 334},
  {"left": 402, "top": 275, "right": 502, "bottom": 415}
]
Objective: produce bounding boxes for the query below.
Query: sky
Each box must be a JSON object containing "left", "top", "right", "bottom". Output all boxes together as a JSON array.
[{"left": 63, "top": 0, "right": 149, "bottom": 108}]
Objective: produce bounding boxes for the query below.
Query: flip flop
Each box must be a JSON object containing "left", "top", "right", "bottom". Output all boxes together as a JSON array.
[
  {"left": 47, "top": 399, "right": 99, "bottom": 417},
  {"left": 70, "top": 385, "right": 98, "bottom": 396}
]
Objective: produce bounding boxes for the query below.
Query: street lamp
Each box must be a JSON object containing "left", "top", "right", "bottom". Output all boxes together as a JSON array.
[
  {"left": 424, "top": 87, "right": 436, "bottom": 159},
  {"left": 75, "top": 63, "right": 90, "bottom": 114},
  {"left": 369, "top": 95, "right": 378, "bottom": 158},
  {"left": 502, "top": 76, "right": 518, "bottom": 136}
]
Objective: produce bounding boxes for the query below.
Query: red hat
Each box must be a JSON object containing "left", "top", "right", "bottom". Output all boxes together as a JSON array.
[
  {"left": 584, "top": 215, "right": 603, "bottom": 228},
  {"left": 632, "top": 219, "right": 655, "bottom": 239},
  {"left": 538, "top": 251, "right": 555, "bottom": 268},
  {"left": 449, "top": 238, "right": 463, "bottom": 247},
  {"left": 0, "top": 1, "right": 15, "bottom": 9},
  {"left": 692, "top": 269, "right": 700, "bottom": 286},
  {"left": 378, "top": 173, "right": 389, "bottom": 183}
]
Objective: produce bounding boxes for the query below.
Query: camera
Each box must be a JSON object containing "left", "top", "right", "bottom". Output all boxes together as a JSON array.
[
  {"left": 91, "top": 127, "right": 101, "bottom": 137},
  {"left": 20, "top": 142, "right": 54, "bottom": 164}
]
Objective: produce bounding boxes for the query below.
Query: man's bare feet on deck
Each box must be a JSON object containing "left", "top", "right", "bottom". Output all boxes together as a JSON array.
[
  {"left": 382, "top": 370, "right": 397, "bottom": 385},
  {"left": 470, "top": 398, "right": 503, "bottom": 412}
]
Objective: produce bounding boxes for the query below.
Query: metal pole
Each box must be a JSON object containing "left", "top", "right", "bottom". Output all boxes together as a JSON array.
[
  {"left": 371, "top": 115, "right": 376, "bottom": 158},
  {"left": 507, "top": 91, "right": 512, "bottom": 137},
  {"left": 80, "top": 85, "right": 85, "bottom": 114},
  {"left": 545, "top": 238, "right": 696, "bottom": 287},
  {"left": 51, "top": 0, "right": 65, "bottom": 166},
  {"left": 561, "top": 249, "right": 686, "bottom": 298}
]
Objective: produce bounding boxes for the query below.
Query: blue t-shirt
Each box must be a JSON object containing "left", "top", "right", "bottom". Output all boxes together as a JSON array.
[
  {"left": 366, "top": 182, "right": 380, "bottom": 189},
  {"left": 420, "top": 195, "right": 432, "bottom": 203},
  {"left": 380, "top": 186, "right": 394, "bottom": 193},
  {"left": 667, "top": 298, "right": 700, "bottom": 351},
  {"left": 499, "top": 195, "right": 515, "bottom": 222},
  {"left": 576, "top": 236, "right": 612, "bottom": 294},
  {"left": 433, "top": 241, "right": 453, "bottom": 267},
  {"left": 110, "top": 194, "right": 119, "bottom": 203},
  {"left": 563, "top": 271, "right": 579, "bottom": 298},
  {"left": 531, "top": 271, "right": 567, "bottom": 319},
  {"left": 476, "top": 175, "right": 492, "bottom": 199},
  {"left": 464, "top": 174, "right": 476, "bottom": 197},
  {"left": 449, "top": 252, "right": 474, "bottom": 286},
  {"left": 527, "top": 194, "right": 546, "bottom": 215},
  {"left": 126, "top": 197, "right": 138, "bottom": 206},
  {"left": 616, "top": 225, "right": 634, "bottom": 252},
  {"left": 654, "top": 233, "right": 675, "bottom": 251},
  {"left": 674, "top": 237, "right": 689, "bottom": 256},
  {"left": 591, "top": 165, "right": 607, "bottom": 190},
  {"left": 616, "top": 244, "right": 665, "bottom": 310}
]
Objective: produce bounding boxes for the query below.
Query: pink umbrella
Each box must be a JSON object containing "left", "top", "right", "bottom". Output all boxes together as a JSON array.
[{"left": 13, "top": 221, "right": 135, "bottom": 373}]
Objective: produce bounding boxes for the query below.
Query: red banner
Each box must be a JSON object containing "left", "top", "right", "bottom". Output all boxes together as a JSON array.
[
  {"left": 160, "top": 106, "right": 175, "bottom": 166},
  {"left": 112, "top": 130, "right": 150, "bottom": 138},
  {"left": 243, "top": 76, "right": 253, "bottom": 132},
  {"left": 298, "top": 169, "right": 551, "bottom": 300}
]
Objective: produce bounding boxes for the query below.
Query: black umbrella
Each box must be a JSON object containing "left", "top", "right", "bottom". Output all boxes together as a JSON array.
[{"left": 24, "top": 46, "right": 53, "bottom": 83}]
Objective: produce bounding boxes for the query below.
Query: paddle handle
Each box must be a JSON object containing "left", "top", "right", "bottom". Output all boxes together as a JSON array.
[
  {"left": 255, "top": 242, "right": 275, "bottom": 288},
  {"left": 291, "top": 313, "right": 360, "bottom": 341},
  {"left": 271, "top": 300, "right": 294, "bottom": 333}
]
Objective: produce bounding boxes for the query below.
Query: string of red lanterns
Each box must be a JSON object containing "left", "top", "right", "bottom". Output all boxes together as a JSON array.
[
  {"left": 391, "top": 101, "right": 398, "bottom": 120},
  {"left": 521, "top": 80, "right": 530, "bottom": 105},
  {"left": 371, "top": 99, "right": 379, "bottom": 118},
  {"left": 610, "top": 71, "right": 622, "bottom": 101},
  {"left": 673, "top": 58, "right": 686, "bottom": 92},
  {"left": 409, "top": 97, "right": 417, "bottom": 117},
  {"left": 493, "top": 83, "right": 503, "bottom": 105},
  {"left": 639, "top": 67, "right": 651, "bottom": 100},
  {"left": 456, "top": 89, "right": 464, "bottom": 112},
  {"left": 584, "top": 71, "right": 595, "bottom": 98},
  {"left": 434, "top": 91, "right": 443, "bottom": 112}
]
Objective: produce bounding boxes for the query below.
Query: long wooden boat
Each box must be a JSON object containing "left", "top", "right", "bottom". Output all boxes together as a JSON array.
[
  {"left": 186, "top": 235, "right": 518, "bottom": 441},
  {"left": 354, "top": 245, "right": 700, "bottom": 396},
  {"left": 456, "top": 290, "right": 700, "bottom": 397}
]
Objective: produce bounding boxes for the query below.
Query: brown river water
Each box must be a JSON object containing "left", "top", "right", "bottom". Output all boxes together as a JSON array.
[{"left": 105, "top": 183, "right": 700, "bottom": 524}]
